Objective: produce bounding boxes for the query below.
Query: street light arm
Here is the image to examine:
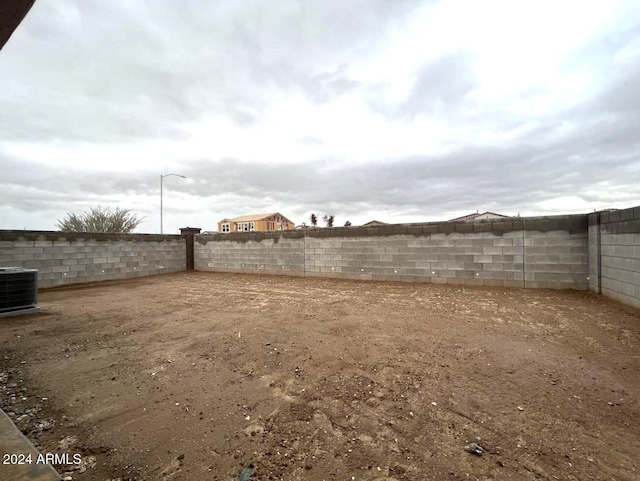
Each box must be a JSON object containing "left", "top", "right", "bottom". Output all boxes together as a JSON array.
[{"left": 160, "top": 173, "right": 186, "bottom": 234}]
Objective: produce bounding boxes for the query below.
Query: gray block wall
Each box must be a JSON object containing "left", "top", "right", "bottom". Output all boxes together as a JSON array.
[
  {"left": 195, "top": 215, "right": 590, "bottom": 290},
  {"left": 522, "top": 216, "right": 589, "bottom": 290},
  {"left": 0, "top": 231, "right": 186, "bottom": 288},
  {"left": 588, "top": 218, "right": 601, "bottom": 294},
  {"left": 302, "top": 229, "right": 525, "bottom": 287},
  {"left": 2, "top": 207, "right": 638, "bottom": 310},
  {"left": 195, "top": 231, "right": 305, "bottom": 276},
  {"left": 589, "top": 207, "right": 640, "bottom": 309}
]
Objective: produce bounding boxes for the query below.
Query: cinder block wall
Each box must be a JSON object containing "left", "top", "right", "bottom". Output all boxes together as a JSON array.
[
  {"left": 195, "top": 231, "right": 305, "bottom": 275},
  {"left": 6, "top": 207, "right": 639, "bottom": 308},
  {"left": 522, "top": 216, "right": 589, "bottom": 289},
  {"left": 0, "top": 231, "right": 186, "bottom": 288},
  {"left": 195, "top": 215, "right": 590, "bottom": 290},
  {"left": 589, "top": 207, "right": 640, "bottom": 309},
  {"left": 588, "top": 217, "right": 601, "bottom": 294}
]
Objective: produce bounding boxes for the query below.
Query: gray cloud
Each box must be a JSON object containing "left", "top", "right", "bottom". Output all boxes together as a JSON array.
[
  {"left": 2, "top": 120, "right": 638, "bottom": 230},
  {"left": 401, "top": 52, "right": 476, "bottom": 119},
  {"left": 363, "top": 50, "right": 478, "bottom": 125},
  {"left": 0, "top": 0, "right": 423, "bottom": 143}
]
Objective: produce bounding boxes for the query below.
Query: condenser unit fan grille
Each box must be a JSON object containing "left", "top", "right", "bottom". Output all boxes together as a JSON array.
[{"left": 0, "top": 267, "right": 40, "bottom": 316}]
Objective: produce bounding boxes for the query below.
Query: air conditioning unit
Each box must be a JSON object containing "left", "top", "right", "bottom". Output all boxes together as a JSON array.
[{"left": 0, "top": 267, "right": 40, "bottom": 317}]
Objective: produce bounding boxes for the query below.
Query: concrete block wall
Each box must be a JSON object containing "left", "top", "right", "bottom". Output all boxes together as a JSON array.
[
  {"left": 194, "top": 234, "right": 299, "bottom": 277},
  {"left": 589, "top": 207, "right": 640, "bottom": 309},
  {"left": 588, "top": 219, "right": 601, "bottom": 294},
  {"left": 195, "top": 215, "right": 590, "bottom": 290},
  {"left": 4, "top": 207, "right": 637, "bottom": 308},
  {"left": 522, "top": 216, "right": 589, "bottom": 289},
  {"left": 0, "top": 231, "right": 186, "bottom": 288},
  {"left": 302, "top": 228, "right": 526, "bottom": 287},
  {"left": 195, "top": 231, "right": 305, "bottom": 275}
]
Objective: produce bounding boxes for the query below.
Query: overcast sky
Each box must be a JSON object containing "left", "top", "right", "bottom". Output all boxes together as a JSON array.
[{"left": 1, "top": 0, "right": 639, "bottom": 233}]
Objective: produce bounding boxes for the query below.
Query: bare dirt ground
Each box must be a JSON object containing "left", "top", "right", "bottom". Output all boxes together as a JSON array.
[{"left": 1, "top": 271, "right": 639, "bottom": 481}]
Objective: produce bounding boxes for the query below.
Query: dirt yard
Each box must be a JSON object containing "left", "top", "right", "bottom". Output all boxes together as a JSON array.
[{"left": 0, "top": 272, "right": 639, "bottom": 481}]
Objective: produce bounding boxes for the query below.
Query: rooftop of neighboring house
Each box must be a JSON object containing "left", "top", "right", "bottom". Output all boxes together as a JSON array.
[
  {"left": 223, "top": 213, "right": 279, "bottom": 223},
  {"left": 362, "top": 220, "right": 388, "bottom": 226},
  {"left": 449, "top": 211, "right": 511, "bottom": 222},
  {"left": 219, "top": 212, "right": 293, "bottom": 224},
  {"left": 218, "top": 212, "right": 295, "bottom": 225}
]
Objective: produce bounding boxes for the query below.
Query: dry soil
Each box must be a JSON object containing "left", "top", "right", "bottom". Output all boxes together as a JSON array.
[{"left": 1, "top": 271, "right": 639, "bottom": 481}]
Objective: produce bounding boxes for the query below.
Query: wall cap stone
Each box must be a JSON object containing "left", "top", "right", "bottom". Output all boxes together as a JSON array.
[{"left": 0, "top": 230, "right": 182, "bottom": 242}]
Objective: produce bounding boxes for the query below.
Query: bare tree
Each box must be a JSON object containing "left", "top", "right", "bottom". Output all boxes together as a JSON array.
[
  {"left": 344, "top": 220, "right": 352, "bottom": 227},
  {"left": 57, "top": 206, "right": 143, "bottom": 233},
  {"left": 310, "top": 213, "right": 318, "bottom": 227},
  {"left": 322, "top": 214, "right": 335, "bottom": 228}
]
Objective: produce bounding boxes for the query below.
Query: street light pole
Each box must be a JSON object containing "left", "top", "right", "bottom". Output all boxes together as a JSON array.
[{"left": 160, "top": 173, "right": 186, "bottom": 234}]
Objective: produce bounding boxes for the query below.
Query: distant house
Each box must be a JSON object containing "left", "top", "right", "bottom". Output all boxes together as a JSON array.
[
  {"left": 362, "top": 220, "right": 387, "bottom": 226},
  {"left": 217, "top": 213, "right": 295, "bottom": 233},
  {"left": 449, "top": 211, "right": 510, "bottom": 222}
]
